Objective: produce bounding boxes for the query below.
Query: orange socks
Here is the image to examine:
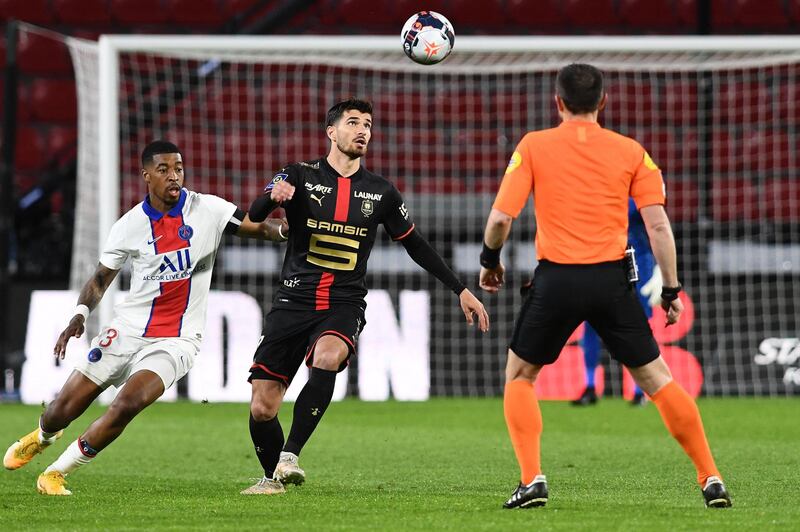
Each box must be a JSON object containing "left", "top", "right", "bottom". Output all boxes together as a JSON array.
[
  {"left": 503, "top": 380, "right": 542, "bottom": 484},
  {"left": 651, "top": 380, "right": 720, "bottom": 485}
]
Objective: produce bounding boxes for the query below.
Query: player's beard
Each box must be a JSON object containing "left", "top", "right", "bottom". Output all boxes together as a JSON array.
[{"left": 338, "top": 139, "right": 367, "bottom": 160}]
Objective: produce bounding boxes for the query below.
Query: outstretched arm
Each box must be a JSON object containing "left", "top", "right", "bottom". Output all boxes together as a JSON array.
[
  {"left": 479, "top": 208, "right": 513, "bottom": 293},
  {"left": 54, "top": 263, "right": 119, "bottom": 359},
  {"left": 235, "top": 214, "right": 289, "bottom": 242},
  {"left": 399, "top": 230, "right": 489, "bottom": 332}
]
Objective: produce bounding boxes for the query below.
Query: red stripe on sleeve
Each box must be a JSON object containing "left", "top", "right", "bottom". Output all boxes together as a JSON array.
[
  {"left": 393, "top": 223, "right": 416, "bottom": 241},
  {"left": 144, "top": 278, "right": 192, "bottom": 337},
  {"left": 334, "top": 177, "right": 351, "bottom": 222},
  {"left": 315, "top": 272, "right": 335, "bottom": 311}
]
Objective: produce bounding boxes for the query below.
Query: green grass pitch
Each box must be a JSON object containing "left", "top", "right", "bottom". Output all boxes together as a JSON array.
[{"left": 1, "top": 397, "right": 797, "bottom": 531}]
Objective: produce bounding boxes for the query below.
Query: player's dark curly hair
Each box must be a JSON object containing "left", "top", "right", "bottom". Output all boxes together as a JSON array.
[
  {"left": 325, "top": 98, "right": 373, "bottom": 127},
  {"left": 556, "top": 64, "right": 605, "bottom": 114},
  {"left": 141, "top": 140, "right": 182, "bottom": 166}
]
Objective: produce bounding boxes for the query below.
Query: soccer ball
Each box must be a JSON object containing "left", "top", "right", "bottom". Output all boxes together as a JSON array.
[{"left": 401, "top": 11, "right": 455, "bottom": 65}]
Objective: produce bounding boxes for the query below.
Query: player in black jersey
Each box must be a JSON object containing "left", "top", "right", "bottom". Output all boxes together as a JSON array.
[{"left": 240, "top": 98, "right": 489, "bottom": 495}]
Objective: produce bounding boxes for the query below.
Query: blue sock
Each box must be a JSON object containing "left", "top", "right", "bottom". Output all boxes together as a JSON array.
[{"left": 582, "top": 324, "right": 601, "bottom": 389}]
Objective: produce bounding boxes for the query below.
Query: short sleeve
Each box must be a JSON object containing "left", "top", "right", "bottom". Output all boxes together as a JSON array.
[
  {"left": 382, "top": 185, "right": 415, "bottom": 240},
  {"left": 630, "top": 146, "right": 666, "bottom": 210},
  {"left": 99, "top": 216, "right": 130, "bottom": 270},
  {"left": 201, "top": 194, "right": 240, "bottom": 235},
  {"left": 493, "top": 135, "right": 534, "bottom": 218}
]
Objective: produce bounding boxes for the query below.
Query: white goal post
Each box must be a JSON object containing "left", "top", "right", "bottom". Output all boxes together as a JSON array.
[{"left": 66, "top": 35, "right": 800, "bottom": 397}]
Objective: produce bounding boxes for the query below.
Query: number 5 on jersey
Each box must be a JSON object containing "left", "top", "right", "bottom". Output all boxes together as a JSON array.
[{"left": 307, "top": 233, "right": 359, "bottom": 271}]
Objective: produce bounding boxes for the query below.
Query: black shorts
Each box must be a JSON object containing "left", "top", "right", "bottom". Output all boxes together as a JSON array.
[
  {"left": 510, "top": 260, "right": 659, "bottom": 368},
  {"left": 249, "top": 305, "right": 366, "bottom": 386}
]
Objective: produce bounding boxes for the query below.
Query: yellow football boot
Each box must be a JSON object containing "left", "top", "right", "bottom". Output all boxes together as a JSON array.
[
  {"left": 4, "top": 428, "right": 63, "bottom": 470},
  {"left": 37, "top": 471, "right": 72, "bottom": 496}
]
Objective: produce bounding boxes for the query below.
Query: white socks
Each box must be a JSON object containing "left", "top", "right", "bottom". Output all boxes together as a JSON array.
[
  {"left": 38, "top": 418, "right": 60, "bottom": 445},
  {"left": 45, "top": 440, "right": 95, "bottom": 475}
]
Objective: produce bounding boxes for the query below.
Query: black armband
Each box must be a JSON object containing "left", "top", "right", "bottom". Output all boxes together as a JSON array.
[
  {"left": 479, "top": 242, "right": 502, "bottom": 269},
  {"left": 400, "top": 230, "right": 466, "bottom": 296},
  {"left": 661, "top": 284, "right": 682, "bottom": 302},
  {"left": 248, "top": 194, "right": 279, "bottom": 223}
]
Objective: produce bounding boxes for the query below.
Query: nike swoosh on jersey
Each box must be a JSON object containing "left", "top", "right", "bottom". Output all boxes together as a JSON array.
[{"left": 147, "top": 235, "right": 164, "bottom": 245}]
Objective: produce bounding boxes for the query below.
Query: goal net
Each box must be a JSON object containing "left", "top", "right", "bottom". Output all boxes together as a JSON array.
[{"left": 65, "top": 36, "right": 800, "bottom": 398}]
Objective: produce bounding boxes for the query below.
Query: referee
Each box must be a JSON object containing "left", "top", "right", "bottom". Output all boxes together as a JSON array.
[{"left": 479, "top": 64, "right": 731, "bottom": 510}]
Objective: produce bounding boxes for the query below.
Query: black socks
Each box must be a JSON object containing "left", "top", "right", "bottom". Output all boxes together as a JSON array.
[
  {"left": 249, "top": 413, "right": 284, "bottom": 478},
  {"left": 283, "top": 367, "right": 337, "bottom": 456}
]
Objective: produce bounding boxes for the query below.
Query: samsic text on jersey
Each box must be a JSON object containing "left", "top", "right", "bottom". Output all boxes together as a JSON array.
[{"left": 266, "top": 158, "right": 414, "bottom": 311}]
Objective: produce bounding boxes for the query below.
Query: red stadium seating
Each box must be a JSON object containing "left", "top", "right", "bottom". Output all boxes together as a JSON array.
[
  {"left": 1, "top": 78, "right": 31, "bottom": 121},
  {"left": 507, "top": 0, "right": 566, "bottom": 28},
  {"left": 674, "top": 0, "right": 698, "bottom": 26},
  {"left": 618, "top": 0, "right": 679, "bottom": 31},
  {"left": 46, "top": 125, "right": 77, "bottom": 157},
  {"left": 333, "top": 0, "right": 394, "bottom": 29},
  {"left": 167, "top": 0, "right": 224, "bottom": 28},
  {"left": 221, "top": 0, "right": 262, "bottom": 17},
  {"left": 603, "top": 80, "right": 654, "bottom": 123},
  {"left": 29, "top": 79, "right": 77, "bottom": 122},
  {"left": 660, "top": 80, "right": 699, "bottom": 125},
  {"left": 448, "top": 0, "right": 507, "bottom": 31},
  {"left": 710, "top": 177, "right": 761, "bottom": 221},
  {"left": 0, "top": 0, "right": 56, "bottom": 25},
  {"left": 732, "top": 0, "right": 790, "bottom": 30},
  {"left": 52, "top": 0, "right": 112, "bottom": 25},
  {"left": 714, "top": 82, "right": 772, "bottom": 124},
  {"left": 392, "top": 0, "right": 450, "bottom": 20},
  {"left": 763, "top": 179, "right": 800, "bottom": 221},
  {"left": 710, "top": 0, "right": 738, "bottom": 31},
  {"left": 665, "top": 178, "right": 699, "bottom": 222},
  {"left": 166, "top": 128, "right": 224, "bottom": 170},
  {"left": 709, "top": 129, "right": 790, "bottom": 173},
  {"left": 562, "top": 0, "right": 619, "bottom": 31},
  {"left": 110, "top": 0, "right": 169, "bottom": 25},
  {"left": 14, "top": 126, "right": 46, "bottom": 172},
  {"left": 17, "top": 32, "right": 72, "bottom": 75},
  {"left": 262, "top": 84, "right": 316, "bottom": 123}
]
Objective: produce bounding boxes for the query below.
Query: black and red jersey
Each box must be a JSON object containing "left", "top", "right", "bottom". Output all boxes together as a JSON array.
[{"left": 266, "top": 157, "right": 414, "bottom": 311}]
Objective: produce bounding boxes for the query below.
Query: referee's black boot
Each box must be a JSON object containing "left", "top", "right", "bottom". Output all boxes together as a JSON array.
[
  {"left": 571, "top": 386, "right": 598, "bottom": 406},
  {"left": 503, "top": 475, "right": 548, "bottom": 509},
  {"left": 702, "top": 476, "right": 732, "bottom": 508}
]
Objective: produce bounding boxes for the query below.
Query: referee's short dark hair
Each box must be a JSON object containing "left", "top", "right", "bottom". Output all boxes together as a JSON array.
[
  {"left": 141, "top": 140, "right": 181, "bottom": 166},
  {"left": 325, "top": 98, "right": 373, "bottom": 128},
  {"left": 556, "top": 64, "right": 604, "bottom": 114}
]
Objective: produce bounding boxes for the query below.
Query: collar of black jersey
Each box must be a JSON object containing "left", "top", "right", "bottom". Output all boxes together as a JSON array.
[
  {"left": 141, "top": 188, "right": 187, "bottom": 221},
  {"left": 319, "top": 157, "right": 363, "bottom": 180}
]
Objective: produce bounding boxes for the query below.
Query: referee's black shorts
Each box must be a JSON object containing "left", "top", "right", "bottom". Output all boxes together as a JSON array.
[{"left": 510, "top": 259, "right": 660, "bottom": 368}]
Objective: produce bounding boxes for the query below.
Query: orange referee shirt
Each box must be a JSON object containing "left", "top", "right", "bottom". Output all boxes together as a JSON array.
[{"left": 493, "top": 120, "right": 665, "bottom": 264}]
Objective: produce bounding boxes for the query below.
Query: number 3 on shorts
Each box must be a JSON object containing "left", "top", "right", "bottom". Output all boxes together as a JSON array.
[{"left": 99, "top": 328, "right": 118, "bottom": 348}]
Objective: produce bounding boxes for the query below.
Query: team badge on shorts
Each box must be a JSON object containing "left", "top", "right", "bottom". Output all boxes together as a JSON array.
[
  {"left": 361, "top": 199, "right": 374, "bottom": 217},
  {"left": 178, "top": 224, "right": 194, "bottom": 241},
  {"left": 87, "top": 348, "right": 102, "bottom": 362}
]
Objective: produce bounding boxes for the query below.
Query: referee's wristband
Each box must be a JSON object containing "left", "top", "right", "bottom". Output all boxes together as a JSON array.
[
  {"left": 74, "top": 304, "right": 90, "bottom": 321},
  {"left": 661, "top": 284, "right": 682, "bottom": 302},
  {"left": 479, "top": 243, "right": 502, "bottom": 269}
]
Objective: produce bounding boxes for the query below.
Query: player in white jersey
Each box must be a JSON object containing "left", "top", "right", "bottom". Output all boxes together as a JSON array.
[{"left": 3, "top": 141, "right": 288, "bottom": 495}]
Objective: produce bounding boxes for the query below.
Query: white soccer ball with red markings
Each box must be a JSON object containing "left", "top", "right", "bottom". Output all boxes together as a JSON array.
[{"left": 401, "top": 11, "right": 455, "bottom": 65}]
